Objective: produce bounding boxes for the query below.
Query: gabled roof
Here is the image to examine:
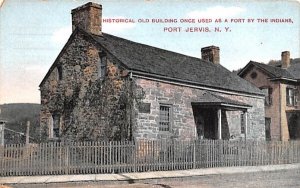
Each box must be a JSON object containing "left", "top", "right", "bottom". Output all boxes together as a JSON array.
[
  {"left": 88, "top": 32, "right": 263, "bottom": 96},
  {"left": 287, "top": 58, "right": 300, "bottom": 79},
  {"left": 238, "top": 60, "right": 299, "bottom": 81},
  {"left": 40, "top": 28, "right": 264, "bottom": 96},
  {"left": 265, "top": 58, "right": 300, "bottom": 80},
  {"left": 251, "top": 61, "right": 294, "bottom": 79}
]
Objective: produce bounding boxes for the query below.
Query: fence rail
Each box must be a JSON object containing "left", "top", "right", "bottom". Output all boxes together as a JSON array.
[{"left": 1, "top": 140, "right": 300, "bottom": 176}]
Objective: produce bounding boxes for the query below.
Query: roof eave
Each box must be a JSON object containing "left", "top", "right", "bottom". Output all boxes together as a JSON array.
[
  {"left": 220, "top": 103, "right": 252, "bottom": 109},
  {"left": 268, "top": 77, "right": 298, "bottom": 82},
  {"left": 191, "top": 102, "right": 251, "bottom": 111},
  {"left": 131, "top": 69, "right": 265, "bottom": 97},
  {"left": 39, "top": 27, "right": 131, "bottom": 88},
  {"left": 250, "top": 61, "right": 277, "bottom": 77},
  {"left": 237, "top": 61, "right": 253, "bottom": 76}
]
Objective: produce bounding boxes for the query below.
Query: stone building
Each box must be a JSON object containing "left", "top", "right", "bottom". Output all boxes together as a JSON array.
[
  {"left": 39, "top": 2, "right": 265, "bottom": 142},
  {"left": 238, "top": 52, "right": 300, "bottom": 141}
]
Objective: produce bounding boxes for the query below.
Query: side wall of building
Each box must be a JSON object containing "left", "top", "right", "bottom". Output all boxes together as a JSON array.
[
  {"left": 134, "top": 78, "right": 265, "bottom": 141},
  {"left": 40, "top": 33, "right": 130, "bottom": 141},
  {"left": 280, "top": 83, "right": 300, "bottom": 140},
  {"left": 242, "top": 66, "right": 281, "bottom": 140}
]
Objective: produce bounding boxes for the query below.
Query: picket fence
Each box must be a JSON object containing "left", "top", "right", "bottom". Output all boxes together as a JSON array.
[{"left": 1, "top": 140, "right": 300, "bottom": 176}]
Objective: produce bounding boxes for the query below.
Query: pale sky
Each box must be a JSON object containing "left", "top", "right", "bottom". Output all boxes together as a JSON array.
[{"left": 0, "top": 0, "right": 299, "bottom": 104}]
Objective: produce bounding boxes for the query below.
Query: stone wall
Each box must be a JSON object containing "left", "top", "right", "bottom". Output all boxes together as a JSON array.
[
  {"left": 218, "top": 93, "right": 265, "bottom": 140},
  {"left": 40, "top": 32, "right": 265, "bottom": 142},
  {"left": 134, "top": 78, "right": 265, "bottom": 141},
  {"left": 40, "top": 33, "right": 131, "bottom": 141}
]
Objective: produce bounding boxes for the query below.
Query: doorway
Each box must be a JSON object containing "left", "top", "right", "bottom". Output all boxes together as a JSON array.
[
  {"left": 192, "top": 106, "right": 218, "bottom": 140},
  {"left": 265, "top": 117, "right": 271, "bottom": 141},
  {"left": 287, "top": 113, "right": 300, "bottom": 140}
]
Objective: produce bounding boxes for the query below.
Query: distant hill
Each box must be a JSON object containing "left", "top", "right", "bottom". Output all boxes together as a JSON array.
[{"left": 0, "top": 103, "right": 40, "bottom": 144}]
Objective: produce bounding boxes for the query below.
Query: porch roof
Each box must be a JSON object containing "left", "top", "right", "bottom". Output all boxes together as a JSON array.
[
  {"left": 192, "top": 92, "right": 252, "bottom": 111},
  {"left": 286, "top": 110, "right": 300, "bottom": 113}
]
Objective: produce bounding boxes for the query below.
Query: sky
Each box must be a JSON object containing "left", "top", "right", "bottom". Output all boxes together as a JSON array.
[{"left": 0, "top": 0, "right": 299, "bottom": 104}]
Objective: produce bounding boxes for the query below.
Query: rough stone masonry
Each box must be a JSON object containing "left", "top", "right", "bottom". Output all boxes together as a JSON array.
[{"left": 39, "top": 2, "right": 265, "bottom": 142}]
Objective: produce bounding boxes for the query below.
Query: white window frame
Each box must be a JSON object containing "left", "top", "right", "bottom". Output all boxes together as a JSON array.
[{"left": 286, "top": 87, "right": 297, "bottom": 106}]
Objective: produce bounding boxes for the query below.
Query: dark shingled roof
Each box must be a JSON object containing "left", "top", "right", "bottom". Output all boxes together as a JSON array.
[
  {"left": 287, "top": 58, "right": 300, "bottom": 79},
  {"left": 239, "top": 59, "right": 300, "bottom": 81},
  {"left": 39, "top": 28, "right": 263, "bottom": 96},
  {"left": 87, "top": 32, "right": 263, "bottom": 96},
  {"left": 250, "top": 61, "right": 295, "bottom": 79}
]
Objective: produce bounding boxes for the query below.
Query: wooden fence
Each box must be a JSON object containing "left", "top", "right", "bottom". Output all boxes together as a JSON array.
[{"left": 1, "top": 140, "right": 300, "bottom": 176}]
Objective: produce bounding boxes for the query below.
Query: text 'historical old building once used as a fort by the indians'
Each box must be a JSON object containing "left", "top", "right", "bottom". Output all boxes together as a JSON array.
[
  {"left": 39, "top": 2, "right": 265, "bottom": 142},
  {"left": 239, "top": 52, "right": 300, "bottom": 141}
]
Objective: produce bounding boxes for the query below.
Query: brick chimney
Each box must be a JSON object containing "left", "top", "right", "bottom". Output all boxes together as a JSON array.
[
  {"left": 71, "top": 2, "right": 102, "bottom": 35},
  {"left": 281, "top": 51, "right": 290, "bottom": 69},
  {"left": 201, "top": 46, "right": 220, "bottom": 64}
]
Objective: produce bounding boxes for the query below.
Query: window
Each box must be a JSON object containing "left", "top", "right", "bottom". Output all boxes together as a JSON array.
[
  {"left": 48, "top": 116, "right": 54, "bottom": 138},
  {"left": 159, "top": 105, "right": 172, "bottom": 132},
  {"left": 261, "top": 87, "right": 272, "bottom": 106},
  {"left": 49, "top": 114, "right": 60, "bottom": 138},
  {"left": 57, "top": 66, "right": 63, "bottom": 81},
  {"left": 265, "top": 117, "right": 271, "bottom": 141},
  {"left": 250, "top": 71, "right": 257, "bottom": 79},
  {"left": 98, "top": 53, "right": 107, "bottom": 79},
  {"left": 241, "top": 112, "right": 245, "bottom": 134},
  {"left": 286, "top": 87, "right": 297, "bottom": 106}
]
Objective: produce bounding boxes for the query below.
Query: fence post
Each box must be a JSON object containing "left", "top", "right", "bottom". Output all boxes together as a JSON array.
[
  {"left": 0, "top": 121, "right": 5, "bottom": 164},
  {"left": 64, "top": 142, "right": 69, "bottom": 174},
  {"left": 193, "top": 140, "right": 196, "bottom": 169},
  {"left": 0, "top": 121, "right": 5, "bottom": 146},
  {"left": 134, "top": 140, "right": 137, "bottom": 172}
]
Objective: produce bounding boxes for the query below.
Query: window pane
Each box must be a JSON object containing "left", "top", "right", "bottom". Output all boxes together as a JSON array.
[
  {"left": 98, "top": 55, "right": 107, "bottom": 79},
  {"left": 286, "top": 88, "right": 295, "bottom": 106},
  {"left": 261, "top": 88, "right": 271, "bottom": 105},
  {"left": 159, "top": 105, "right": 170, "bottom": 131}
]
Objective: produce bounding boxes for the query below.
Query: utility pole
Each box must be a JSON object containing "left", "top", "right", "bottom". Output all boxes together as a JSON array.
[
  {"left": 26, "top": 121, "right": 30, "bottom": 145},
  {"left": 0, "top": 120, "right": 6, "bottom": 161},
  {"left": 0, "top": 120, "right": 5, "bottom": 146}
]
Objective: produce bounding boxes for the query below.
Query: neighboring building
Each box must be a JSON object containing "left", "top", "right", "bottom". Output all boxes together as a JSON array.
[
  {"left": 39, "top": 2, "right": 265, "bottom": 142},
  {"left": 238, "top": 52, "right": 300, "bottom": 141}
]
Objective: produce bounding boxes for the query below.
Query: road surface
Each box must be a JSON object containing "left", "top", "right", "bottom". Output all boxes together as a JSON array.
[{"left": 8, "top": 168, "right": 300, "bottom": 188}]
